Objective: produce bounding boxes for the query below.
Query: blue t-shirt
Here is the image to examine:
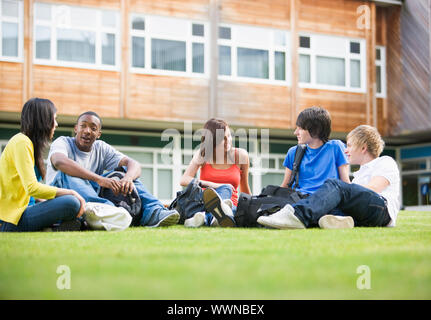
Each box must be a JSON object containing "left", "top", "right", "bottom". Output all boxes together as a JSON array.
[{"left": 283, "top": 140, "right": 348, "bottom": 194}]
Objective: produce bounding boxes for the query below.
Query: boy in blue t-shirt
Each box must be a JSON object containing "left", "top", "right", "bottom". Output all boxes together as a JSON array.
[{"left": 280, "top": 107, "right": 350, "bottom": 194}]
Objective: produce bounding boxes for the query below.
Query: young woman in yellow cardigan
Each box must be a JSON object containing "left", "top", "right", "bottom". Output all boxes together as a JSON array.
[{"left": 0, "top": 98, "right": 85, "bottom": 232}]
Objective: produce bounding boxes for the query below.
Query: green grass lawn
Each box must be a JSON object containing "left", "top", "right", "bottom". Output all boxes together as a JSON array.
[{"left": 1, "top": 210, "right": 430, "bottom": 300}]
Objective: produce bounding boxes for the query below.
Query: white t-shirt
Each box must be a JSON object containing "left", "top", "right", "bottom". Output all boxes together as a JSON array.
[
  {"left": 352, "top": 156, "right": 400, "bottom": 227},
  {"left": 46, "top": 136, "right": 125, "bottom": 185}
]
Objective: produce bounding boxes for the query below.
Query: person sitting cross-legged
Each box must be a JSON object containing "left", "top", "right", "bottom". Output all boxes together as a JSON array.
[
  {"left": 257, "top": 125, "right": 400, "bottom": 229},
  {"left": 280, "top": 106, "right": 350, "bottom": 196},
  {"left": 180, "top": 118, "right": 251, "bottom": 228},
  {"left": 45, "top": 111, "right": 179, "bottom": 228},
  {"left": 0, "top": 98, "right": 85, "bottom": 232}
]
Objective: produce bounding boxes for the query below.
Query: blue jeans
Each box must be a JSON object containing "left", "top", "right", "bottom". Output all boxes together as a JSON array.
[
  {"left": 0, "top": 195, "right": 80, "bottom": 232},
  {"left": 204, "top": 184, "right": 237, "bottom": 225},
  {"left": 51, "top": 171, "right": 165, "bottom": 226},
  {"left": 292, "top": 178, "right": 391, "bottom": 228}
]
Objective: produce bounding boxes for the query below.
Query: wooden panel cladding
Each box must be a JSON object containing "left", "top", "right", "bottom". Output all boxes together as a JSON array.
[
  {"left": 376, "top": 6, "right": 386, "bottom": 46},
  {"left": 130, "top": 0, "right": 209, "bottom": 20},
  {"left": 37, "top": 0, "right": 120, "bottom": 9},
  {"left": 386, "top": 1, "right": 431, "bottom": 136},
  {"left": 32, "top": 65, "right": 121, "bottom": 118},
  {"left": 298, "top": 88, "right": 367, "bottom": 133},
  {"left": 0, "top": 62, "right": 23, "bottom": 112},
  {"left": 298, "top": 0, "right": 368, "bottom": 38},
  {"left": 128, "top": 74, "right": 209, "bottom": 122},
  {"left": 217, "top": 81, "right": 291, "bottom": 129},
  {"left": 385, "top": 7, "right": 402, "bottom": 136},
  {"left": 376, "top": 98, "right": 386, "bottom": 135},
  {"left": 220, "top": 0, "right": 290, "bottom": 29}
]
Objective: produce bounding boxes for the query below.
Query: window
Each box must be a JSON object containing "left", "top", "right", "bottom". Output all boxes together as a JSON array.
[
  {"left": 0, "top": 0, "right": 22, "bottom": 61},
  {"left": 299, "top": 34, "right": 365, "bottom": 92},
  {"left": 218, "top": 45, "right": 231, "bottom": 75},
  {"left": 131, "top": 15, "right": 207, "bottom": 77},
  {"left": 237, "top": 47, "right": 268, "bottom": 79},
  {"left": 299, "top": 36, "right": 310, "bottom": 49},
  {"left": 192, "top": 23, "right": 204, "bottom": 37},
  {"left": 118, "top": 147, "right": 176, "bottom": 203},
  {"left": 218, "top": 24, "right": 289, "bottom": 85},
  {"left": 375, "top": 46, "right": 386, "bottom": 98},
  {"left": 316, "top": 56, "right": 345, "bottom": 86},
  {"left": 33, "top": 2, "right": 119, "bottom": 70},
  {"left": 151, "top": 38, "right": 186, "bottom": 71}
]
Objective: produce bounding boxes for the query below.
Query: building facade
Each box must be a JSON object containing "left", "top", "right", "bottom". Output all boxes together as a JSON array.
[{"left": 0, "top": 0, "right": 430, "bottom": 207}]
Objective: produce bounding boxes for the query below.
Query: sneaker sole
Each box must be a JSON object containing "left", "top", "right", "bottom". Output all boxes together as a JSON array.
[
  {"left": 203, "top": 189, "right": 235, "bottom": 228},
  {"left": 52, "top": 220, "right": 82, "bottom": 232},
  {"left": 318, "top": 215, "right": 354, "bottom": 229},
  {"left": 149, "top": 212, "right": 180, "bottom": 228},
  {"left": 257, "top": 216, "right": 300, "bottom": 229}
]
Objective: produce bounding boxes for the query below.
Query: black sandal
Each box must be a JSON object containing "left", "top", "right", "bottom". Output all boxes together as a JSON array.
[{"left": 203, "top": 188, "right": 236, "bottom": 227}]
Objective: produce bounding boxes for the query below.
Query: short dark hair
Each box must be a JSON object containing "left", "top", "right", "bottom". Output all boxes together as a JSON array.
[
  {"left": 296, "top": 106, "right": 331, "bottom": 143},
  {"left": 77, "top": 111, "right": 102, "bottom": 128}
]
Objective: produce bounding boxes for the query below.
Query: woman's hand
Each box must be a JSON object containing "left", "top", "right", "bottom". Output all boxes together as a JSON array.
[
  {"left": 70, "top": 190, "right": 86, "bottom": 218},
  {"left": 56, "top": 188, "right": 86, "bottom": 218}
]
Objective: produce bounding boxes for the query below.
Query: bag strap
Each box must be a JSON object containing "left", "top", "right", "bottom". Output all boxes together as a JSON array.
[{"left": 287, "top": 144, "right": 307, "bottom": 190}]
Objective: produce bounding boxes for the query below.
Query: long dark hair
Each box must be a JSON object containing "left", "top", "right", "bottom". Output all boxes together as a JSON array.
[
  {"left": 20, "top": 98, "right": 57, "bottom": 179},
  {"left": 199, "top": 118, "right": 232, "bottom": 163}
]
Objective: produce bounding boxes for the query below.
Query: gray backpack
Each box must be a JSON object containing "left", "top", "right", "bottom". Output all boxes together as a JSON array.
[
  {"left": 99, "top": 169, "right": 142, "bottom": 226},
  {"left": 168, "top": 178, "right": 205, "bottom": 224}
]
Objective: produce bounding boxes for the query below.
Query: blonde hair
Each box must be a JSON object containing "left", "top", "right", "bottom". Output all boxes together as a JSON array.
[{"left": 347, "top": 125, "right": 385, "bottom": 158}]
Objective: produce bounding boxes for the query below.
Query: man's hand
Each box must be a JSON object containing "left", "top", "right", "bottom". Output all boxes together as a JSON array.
[
  {"left": 97, "top": 176, "right": 123, "bottom": 194},
  {"left": 119, "top": 177, "right": 134, "bottom": 195}
]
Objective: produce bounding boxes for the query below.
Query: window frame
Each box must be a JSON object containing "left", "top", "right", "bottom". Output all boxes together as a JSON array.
[
  {"left": 33, "top": 2, "right": 121, "bottom": 71},
  {"left": 298, "top": 33, "right": 366, "bottom": 93},
  {"left": 130, "top": 13, "right": 209, "bottom": 79},
  {"left": 375, "top": 45, "right": 386, "bottom": 98},
  {"left": 115, "top": 144, "right": 178, "bottom": 205},
  {"left": 0, "top": 0, "right": 23, "bottom": 62},
  {"left": 217, "top": 23, "right": 290, "bottom": 86}
]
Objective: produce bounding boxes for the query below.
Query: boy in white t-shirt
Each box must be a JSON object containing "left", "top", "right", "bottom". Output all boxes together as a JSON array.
[{"left": 257, "top": 125, "right": 400, "bottom": 229}]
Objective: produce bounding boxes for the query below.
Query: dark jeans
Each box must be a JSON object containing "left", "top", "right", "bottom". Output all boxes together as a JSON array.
[
  {"left": 293, "top": 178, "right": 391, "bottom": 228},
  {"left": 0, "top": 195, "right": 80, "bottom": 232}
]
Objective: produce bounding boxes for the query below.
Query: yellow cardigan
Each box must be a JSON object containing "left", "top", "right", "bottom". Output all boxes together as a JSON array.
[{"left": 0, "top": 133, "right": 57, "bottom": 225}]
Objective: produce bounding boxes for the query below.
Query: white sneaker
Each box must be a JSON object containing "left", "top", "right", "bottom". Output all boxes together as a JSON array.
[
  {"left": 318, "top": 215, "right": 354, "bottom": 229},
  {"left": 257, "top": 204, "right": 305, "bottom": 229},
  {"left": 184, "top": 211, "right": 205, "bottom": 228}
]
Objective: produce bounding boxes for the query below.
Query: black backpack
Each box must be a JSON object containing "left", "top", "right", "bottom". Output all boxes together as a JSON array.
[
  {"left": 235, "top": 144, "right": 308, "bottom": 228},
  {"left": 168, "top": 178, "right": 205, "bottom": 224},
  {"left": 99, "top": 168, "right": 142, "bottom": 226}
]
